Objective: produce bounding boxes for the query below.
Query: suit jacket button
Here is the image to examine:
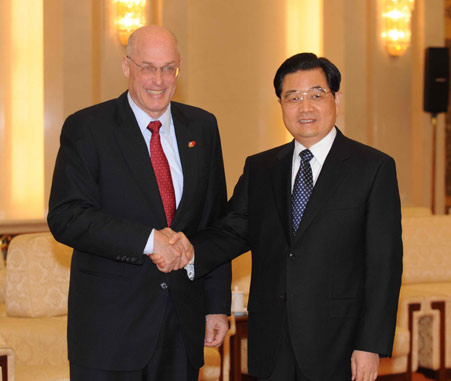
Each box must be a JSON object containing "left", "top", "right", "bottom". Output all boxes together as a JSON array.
[
  {"left": 280, "top": 293, "right": 287, "bottom": 300},
  {"left": 160, "top": 282, "right": 168, "bottom": 290},
  {"left": 130, "top": 257, "right": 137, "bottom": 263},
  {"left": 289, "top": 253, "right": 296, "bottom": 260}
]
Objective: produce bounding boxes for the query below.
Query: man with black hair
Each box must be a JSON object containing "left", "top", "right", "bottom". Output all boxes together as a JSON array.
[{"left": 155, "top": 52, "right": 403, "bottom": 381}]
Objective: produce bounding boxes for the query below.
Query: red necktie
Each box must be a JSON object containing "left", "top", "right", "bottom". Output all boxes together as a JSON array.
[{"left": 148, "top": 121, "right": 176, "bottom": 226}]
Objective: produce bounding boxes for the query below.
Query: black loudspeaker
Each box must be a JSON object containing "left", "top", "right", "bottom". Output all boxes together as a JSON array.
[{"left": 424, "top": 47, "right": 450, "bottom": 114}]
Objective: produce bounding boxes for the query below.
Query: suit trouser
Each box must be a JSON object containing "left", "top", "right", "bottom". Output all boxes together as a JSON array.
[
  {"left": 70, "top": 294, "right": 198, "bottom": 381},
  {"left": 258, "top": 316, "right": 309, "bottom": 381}
]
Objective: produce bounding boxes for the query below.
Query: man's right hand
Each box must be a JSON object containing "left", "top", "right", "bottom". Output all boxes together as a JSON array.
[
  {"left": 150, "top": 228, "right": 182, "bottom": 272},
  {"left": 150, "top": 228, "right": 193, "bottom": 272}
]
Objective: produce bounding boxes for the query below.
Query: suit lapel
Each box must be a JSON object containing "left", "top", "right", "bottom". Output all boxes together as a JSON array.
[
  {"left": 113, "top": 92, "right": 167, "bottom": 224},
  {"left": 170, "top": 102, "right": 197, "bottom": 228},
  {"left": 271, "top": 142, "right": 294, "bottom": 243},
  {"left": 293, "top": 129, "right": 351, "bottom": 242}
]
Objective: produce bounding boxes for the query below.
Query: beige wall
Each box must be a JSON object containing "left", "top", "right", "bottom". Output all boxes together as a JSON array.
[
  {"left": 0, "top": 0, "right": 12, "bottom": 220},
  {"left": 167, "top": 0, "right": 289, "bottom": 191},
  {"left": 44, "top": 0, "right": 98, "bottom": 215},
  {"left": 323, "top": 0, "right": 446, "bottom": 213},
  {"left": 0, "top": 0, "right": 45, "bottom": 219},
  {"left": 37, "top": 0, "right": 447, "bottom": 219},
  {"left": 0, "top": 0, "right": 443, "bottom": 217}
]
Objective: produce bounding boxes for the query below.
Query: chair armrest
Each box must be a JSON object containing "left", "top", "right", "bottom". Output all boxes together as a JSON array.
[
  {"left": 0, "top": 316, "right": 67, "bottom": 367},
  {"left": 0, "top": 346, "right": 15, "bottom": 381},
  {"left": 392, "top": 325, "right": 410, "bottom": 357},
  {"left": 220, "top": 315, "right": 239, "bottom": 381},
  {"left": 227, "top": 315, "right": 236, "bottom": 338}
]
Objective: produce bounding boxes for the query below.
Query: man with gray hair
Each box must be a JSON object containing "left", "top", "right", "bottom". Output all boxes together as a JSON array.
[{"left": 48, "top": 25, "right": 231, "bottom": 381}]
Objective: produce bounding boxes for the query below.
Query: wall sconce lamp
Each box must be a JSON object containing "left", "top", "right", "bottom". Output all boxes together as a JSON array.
[
  {"left": 381, "top": 0, "right": 415, "bottom": 56},
  {"left": 115, "top": 0, "right": 147, "bottom": 46}
]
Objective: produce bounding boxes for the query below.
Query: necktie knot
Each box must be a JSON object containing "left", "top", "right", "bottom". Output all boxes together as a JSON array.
[
  {"left": 300, "top": 149, "right": 313, "bottom": 163},
  {"left": 147, "top": 120, "right": 162, "bottom": 134}
]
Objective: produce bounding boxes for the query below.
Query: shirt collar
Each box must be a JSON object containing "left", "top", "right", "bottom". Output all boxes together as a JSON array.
[
  {"left": 293, "top": 126, "right": 337, "bottom": 165},
  {"left": 127, "top": 92, "right": 172, "bottom": 135}
]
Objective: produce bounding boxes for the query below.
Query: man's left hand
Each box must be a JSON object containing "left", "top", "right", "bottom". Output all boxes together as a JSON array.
[
  {"left": 205, "top": 314, "right": 229, "bottom": 347},
  {"left": 351, "top": 350, "right": 379, "bottom": 381}
]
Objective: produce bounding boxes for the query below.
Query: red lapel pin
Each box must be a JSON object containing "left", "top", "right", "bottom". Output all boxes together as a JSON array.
[{"left": 188, "top": 141, "right": 196, "bottom": 148}]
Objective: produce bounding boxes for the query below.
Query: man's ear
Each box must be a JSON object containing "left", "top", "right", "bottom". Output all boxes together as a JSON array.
[
  {"left": 122, "top": 56, "right": 130, "bottom": 78},
  {"left": 334, "top": 91, "right": 342, "bottom": 113}
]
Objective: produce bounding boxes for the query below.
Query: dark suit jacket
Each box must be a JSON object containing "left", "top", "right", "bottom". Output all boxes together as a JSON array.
[
  {"left": 47, "top": 91, "right": 231, "bottom": 371},
  {"left": 192, "top": 128, "right": 403, "bottom": 380}
]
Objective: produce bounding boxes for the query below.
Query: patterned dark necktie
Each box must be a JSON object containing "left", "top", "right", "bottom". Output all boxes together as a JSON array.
[
  {"left": 148, "top": 120, "right": 176, "bottom": 226},
  {"left": 291, "top": 149, "right": 314, "bottom": 234}
]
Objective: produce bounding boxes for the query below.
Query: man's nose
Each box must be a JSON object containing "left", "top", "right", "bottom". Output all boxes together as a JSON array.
[
  {"left": 298, "top": 97, "right": 314, "bottom": 112},
  {"left": 152, "top": 68, "right": 164, "bottom": 85}
]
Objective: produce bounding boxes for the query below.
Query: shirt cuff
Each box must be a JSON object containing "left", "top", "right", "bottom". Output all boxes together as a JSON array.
[
  {"left": 144, "top": 229, "right": 155, "bottom": 254},
  {"left": 184, "top": 254, "right": 195, "bottom": 280}
]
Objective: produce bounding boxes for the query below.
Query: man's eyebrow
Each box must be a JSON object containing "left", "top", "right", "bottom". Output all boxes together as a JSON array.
[
  {"left": 141, "top": 60, "right": 178, "bottom": 66},
  {"left": 283, "top": 86, "right": 323, "bottom": 94}
]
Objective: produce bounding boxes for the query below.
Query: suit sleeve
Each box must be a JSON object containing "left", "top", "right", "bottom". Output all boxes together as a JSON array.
[
  {"left": 47, "top": 114, "right": 151, "bottom": 264},
  {"left": 196, "top": 117, "right": 233, "bottom": 314},
  {"left": 355, "top": 156, "right": 403, "bottom": 357},
  {"left": 192, "top": 159, "right": 251, "bottom": 281}
]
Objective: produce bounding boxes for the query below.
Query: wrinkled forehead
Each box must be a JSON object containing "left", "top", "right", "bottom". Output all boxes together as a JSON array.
[{"left": 281, "top": 68, "right": 329, "bottom": 93}]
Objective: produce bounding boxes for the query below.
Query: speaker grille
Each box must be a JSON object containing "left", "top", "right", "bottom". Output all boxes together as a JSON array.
[{"left": 424, "top": 47, "right": 450, "bottom": 114}]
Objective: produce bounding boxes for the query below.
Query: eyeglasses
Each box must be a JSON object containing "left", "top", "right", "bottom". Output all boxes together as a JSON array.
[
  {"left": 126, "top": 56, "right": 180, "bottom": 78},
  {"left": 282, "top": 87, "right": 333, "bottom": 104}
]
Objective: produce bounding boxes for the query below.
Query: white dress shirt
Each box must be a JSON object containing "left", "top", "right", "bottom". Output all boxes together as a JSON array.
[{"left": 291, "top": 127, "right": 337, "bottom": 192}]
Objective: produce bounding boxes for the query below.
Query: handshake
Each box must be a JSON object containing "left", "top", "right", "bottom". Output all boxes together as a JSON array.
[{"left": 149, "top": 228, "right": 194, "bottom": 273}]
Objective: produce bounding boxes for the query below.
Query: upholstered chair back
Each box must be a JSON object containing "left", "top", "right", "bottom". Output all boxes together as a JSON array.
[
  {"left": 5, "top": 233, "right": 72, "bottom": 317},
  {"left": 0, "top": 251, "right": 5, "bottom": 303},
  {"left": 402, "top": 215, "right": 451, "bottom": 285}
]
